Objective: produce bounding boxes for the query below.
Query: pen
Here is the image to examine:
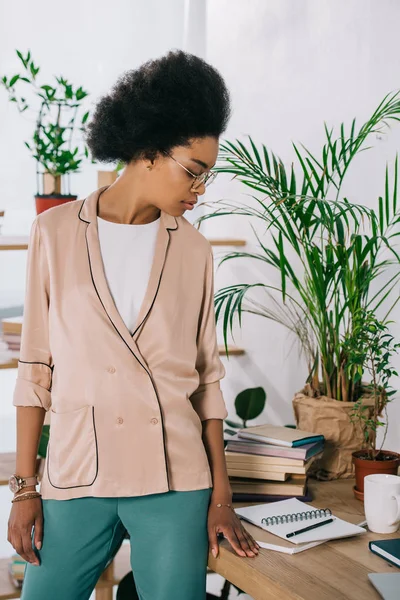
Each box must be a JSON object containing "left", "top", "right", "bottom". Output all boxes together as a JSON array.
[{"left": 286, "top": 517, "right": 335, "bottom": 539}]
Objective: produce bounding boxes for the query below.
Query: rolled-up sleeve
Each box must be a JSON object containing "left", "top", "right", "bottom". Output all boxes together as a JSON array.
[
  {"left": 12, "top": 217, "right": 53, "bottom": 411},
  {"left": 189, "top": 246, "right": 228, "bottom": 422}
]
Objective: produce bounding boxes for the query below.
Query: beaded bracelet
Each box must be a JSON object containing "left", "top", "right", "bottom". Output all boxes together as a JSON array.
[
  {"left": 216, "top": 503, "right": 233, "bottom": 509},
  {"left": 12, "top": 491, "right": 41, "bottom": 503}
]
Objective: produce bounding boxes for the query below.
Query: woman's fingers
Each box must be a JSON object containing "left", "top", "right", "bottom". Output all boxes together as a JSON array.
[
  {"left": 208, "top": 527, "right": 220, "bottom": 558},
  {"left": 21, "top": 527, "right": 39, "bottom": 565},
  {"left": 12, "top": 530, "right": 39, "bottom": 565},
  {"left": 8, "top": 499, "right": 43, "bottom": 565},
  {"left": 242, "top": 528, "right": 260, "bottom": 553},
  {"left": 34, "top": 514, "right": 43, "bottom": 550},
  {"left": 234, "top": 526, "right": 257, "bottom": 557},
  {"left": 222, "top": 527, "right": 248, "bottom": 557}
]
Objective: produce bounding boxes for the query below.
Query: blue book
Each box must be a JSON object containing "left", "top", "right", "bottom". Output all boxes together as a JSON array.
[{"left": 369, "top": 539, "right": 400, "bottom": 569}]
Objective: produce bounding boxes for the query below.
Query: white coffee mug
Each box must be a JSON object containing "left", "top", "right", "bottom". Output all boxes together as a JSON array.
[{"left": 364, "top": 473, "right": 400, "bottom": 534}]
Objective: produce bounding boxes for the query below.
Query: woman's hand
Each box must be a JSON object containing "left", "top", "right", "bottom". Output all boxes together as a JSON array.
[
  {"left": 8, "top": 497, "right": 43, "bottom": 566},
  {"left": 208, "top": 503, "right": 260, "bottom": 558}
]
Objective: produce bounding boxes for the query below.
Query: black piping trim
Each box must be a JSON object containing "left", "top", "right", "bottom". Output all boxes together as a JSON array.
[
  {"left": 18, "top": 360, "right": 54, "bottom": 371},
  {"left": 78, "top": 209, "right": 170, "bottom": 490},
  {"left": 78, "top": 198, "right": 89, "bottom": 223},
  {"left": 130, "top": 254, "right": 168, "bottom": 339},
  {"left": 47, "top": 406, "right": 99, "bottom": 489}
]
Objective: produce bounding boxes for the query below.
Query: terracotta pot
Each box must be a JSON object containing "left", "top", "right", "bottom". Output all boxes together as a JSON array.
[
  {"left": 352, "top": 449, "right": 400, "bottom": 501},
  {"left": 293, "top": 391, "right": 375, "bottom": 480},
  {"left": 35, "top": 194, "right": 77, "bottom": 215}
]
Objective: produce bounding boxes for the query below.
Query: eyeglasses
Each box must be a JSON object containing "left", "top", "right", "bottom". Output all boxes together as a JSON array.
[{"left": 168, "top": 153, "right": 218, "bottom": 189}]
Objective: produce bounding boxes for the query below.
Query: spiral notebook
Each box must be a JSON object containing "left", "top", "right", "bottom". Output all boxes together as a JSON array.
[{"left": 235, "top": 498, "right": 366, "bottom": 553}]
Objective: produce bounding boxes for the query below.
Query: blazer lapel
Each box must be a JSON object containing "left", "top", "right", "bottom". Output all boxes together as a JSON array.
[{"left": 78, "top": 186, "right": 177, "bottom": 366}]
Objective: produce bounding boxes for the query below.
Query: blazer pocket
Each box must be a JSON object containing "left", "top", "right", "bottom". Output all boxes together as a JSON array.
[{"left": 47, "top": 404, "right": 98, "bottom": 489}]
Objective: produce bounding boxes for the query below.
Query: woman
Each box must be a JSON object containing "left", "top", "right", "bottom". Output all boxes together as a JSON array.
[{"left": 7, "top": 49, "right": 259, "bottom": 600}]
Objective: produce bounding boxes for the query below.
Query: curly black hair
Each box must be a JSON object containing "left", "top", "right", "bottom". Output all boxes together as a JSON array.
[{"left": 85, "top": 49, "right": 232, "bottom": 164}]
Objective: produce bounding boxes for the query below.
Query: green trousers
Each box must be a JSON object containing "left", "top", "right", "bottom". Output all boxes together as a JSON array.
[{"left": 21, "top": 487, "right": 213, "bottom": 600}]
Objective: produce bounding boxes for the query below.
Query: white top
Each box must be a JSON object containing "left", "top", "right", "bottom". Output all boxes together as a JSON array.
[{"left": 97, "top": 215, "right": 160, "bottom": 334}]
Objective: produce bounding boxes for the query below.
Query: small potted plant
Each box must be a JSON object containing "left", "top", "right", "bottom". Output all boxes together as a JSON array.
[
  {"left": 1, "top": 49, "right": 92, "bottom": 214},
  {"left": 344, "top": 309, "right": 400, "bottom": 500}
]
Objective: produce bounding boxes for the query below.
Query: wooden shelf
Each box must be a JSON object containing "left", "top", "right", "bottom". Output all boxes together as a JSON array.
[
  {"left": 0, "top": 237, "right": 29, "bottom": 251},
  {"left": 208, "top": 239, "right": 246, "bottom": 247},
  {"left": 218, "top": 345, "right": 245, "bottom": 356},
  {"left": 0, "top": 358, "right": 18, "bottom": 370},
  {"left": 0, "top": 236, "right": 246, "bottom": 250},
  {"left": 0, "top": 237, "right": 248, "bottom": 253}
]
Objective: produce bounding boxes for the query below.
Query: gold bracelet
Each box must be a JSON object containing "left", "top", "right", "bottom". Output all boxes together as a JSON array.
[
  {"left": 14, "top": 490, "right": 38, "bottom": 499},
  {"left": 12, "top": 492, "right": 41, "bottom": 503},
  {"left": 13, "top": 488, "right": 38, "bottom": 498}
]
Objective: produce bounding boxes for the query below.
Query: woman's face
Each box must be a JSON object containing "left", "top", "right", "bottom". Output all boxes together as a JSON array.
[{"left": 145, "top": 136, "right": 219, "bottom": 217}]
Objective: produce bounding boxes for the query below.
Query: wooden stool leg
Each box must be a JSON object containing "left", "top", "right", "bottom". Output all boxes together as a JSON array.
[{"left": 95, "top": 560, "right": 115, "bottom": 600}]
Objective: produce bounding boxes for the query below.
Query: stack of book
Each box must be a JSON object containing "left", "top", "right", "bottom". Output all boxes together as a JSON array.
[
  {"left": 1, "top": 315, "right": 22, "bottom": 355},
  {"left": 225, "top": 424, "right": 324, "bottom": 502},
  {"left": 8, "top": 553, "right": 25, "bottom": 589}
]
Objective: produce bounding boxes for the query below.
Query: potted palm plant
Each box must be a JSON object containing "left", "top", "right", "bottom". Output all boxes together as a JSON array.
[
  {"left": 196, "top": 90, "right": 400, "bottom": 481},
  {"left": 1, "top": 49, "right": 91, "bottom": 214}
]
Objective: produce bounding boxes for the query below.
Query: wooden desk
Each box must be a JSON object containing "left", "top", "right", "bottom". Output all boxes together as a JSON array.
[{"left": 208, "top": 479, "right": 399, "bottom": 600}]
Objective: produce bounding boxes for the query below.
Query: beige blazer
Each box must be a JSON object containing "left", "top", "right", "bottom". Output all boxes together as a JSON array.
[{"left": 13, "top": 186, "right": 228, "bottom": 500}]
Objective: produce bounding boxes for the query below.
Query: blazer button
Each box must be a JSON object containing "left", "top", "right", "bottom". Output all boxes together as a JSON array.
[
  {"left": 107, "top": 366, "right": 116, "bottom": 373},
  {"left": 150, "top": 418, "right": 159, "bottom": 425},
  {"left": 116, "top": 417, "right": 124, "bottom": 424}
]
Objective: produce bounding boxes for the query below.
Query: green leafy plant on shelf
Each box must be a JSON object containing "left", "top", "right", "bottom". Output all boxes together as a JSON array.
[
  {"left": 37, "top": 425, "right": 49, "bottom": 459},
  {"left": 197, "top": 91, "right": 400, "bottom": 405},
  {"left": 0, "top": 49, "right": 92, "bottom": 196}
]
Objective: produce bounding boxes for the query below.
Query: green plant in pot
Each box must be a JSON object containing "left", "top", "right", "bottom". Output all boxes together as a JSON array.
[
  {"left": 224, "top": 386, "right": 267, "bottom": 433},
  {"left": 34, "top": 424, "right": 50, "bottom": 482},
  {"left": 1, "top": 49, "right": 92, "bottom": 214},
  {"left": 195, "top": 90, "right": 400, "bottom": 481},
  {"left": 343, "top": 308, "right": 400, "bottom": 500}
]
